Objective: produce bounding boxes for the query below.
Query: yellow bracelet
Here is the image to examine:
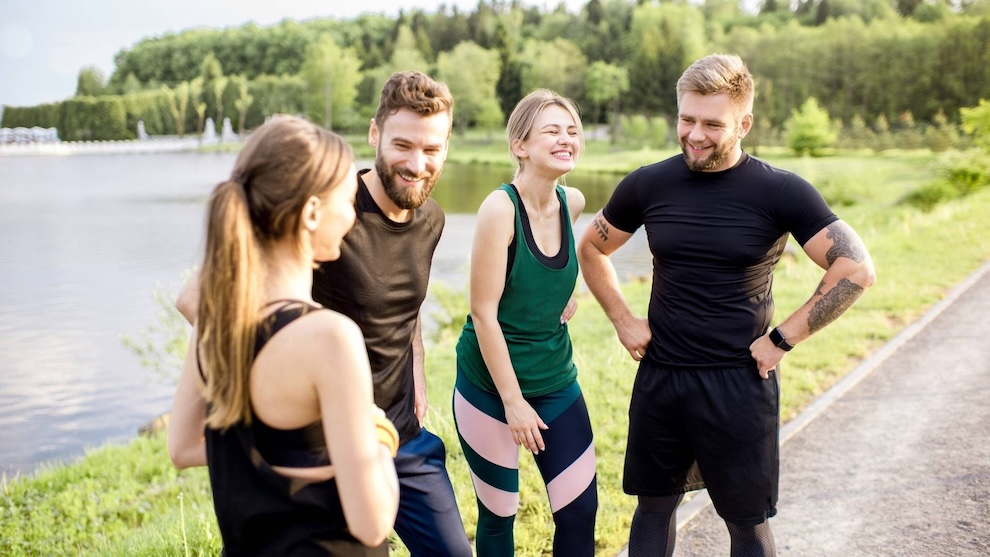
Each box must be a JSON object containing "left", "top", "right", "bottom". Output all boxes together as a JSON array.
[{"left": 373, "top": 413, "right": 399, "bottom": 458}]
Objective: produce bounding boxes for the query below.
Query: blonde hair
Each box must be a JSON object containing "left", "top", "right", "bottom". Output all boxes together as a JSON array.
[
  {"left": 197, "top": 115, "right": 354, "bottom": 430},
  {"left": 506, "top": 88, "right": 584, "bottom": 176},
  {"left": 676, "top": 54, "right": 754, "bottom": 115}
]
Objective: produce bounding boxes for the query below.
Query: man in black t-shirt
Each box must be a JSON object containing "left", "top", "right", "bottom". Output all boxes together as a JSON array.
[
  {"left": 578, "top": 54, "right": 876, "bottom": 556},
  {"left": 312, "top": 71, "right": 471, "bottom": 557}
]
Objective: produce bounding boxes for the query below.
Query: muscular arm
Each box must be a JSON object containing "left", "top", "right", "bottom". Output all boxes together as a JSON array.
[
  {"left": 577, "top": 210, "right": 650, "bottom": 361},
  {"left": 750, "top": 220, "right": 877, "bottom": 376}
]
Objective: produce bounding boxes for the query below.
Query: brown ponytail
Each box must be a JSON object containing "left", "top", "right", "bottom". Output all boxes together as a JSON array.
[{"left": 195, "top": 116, "right": 354, "bottom": 430}]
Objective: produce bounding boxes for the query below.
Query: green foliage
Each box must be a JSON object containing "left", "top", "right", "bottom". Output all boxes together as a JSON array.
[
  {"left": 786, "top": 97, "right": 837, "bottom": 156},
  {"left": 0, "top": 102, "right": 62, "bottom": 129},
  {"left": 300, "top": 35, "right": 363, "bottom": 130},
  {"left": 584, "top": 61, "right": 629, "bottom": 125},
  {"left": 76, "top": 66, "right": 107, "bottom": 97},
  {"left": 902, "top": 149, "right": 990, "bottom": 210},
  {"left": 0, "top": 435, "right": 218, "bottom": 556},
  {"left": 58, "top": 96, "right": 129, "bottom": 141},
  {"left": 244, "top": 74, "right": 307, "bottom": 129},
  {"left": 161, "top": 83, "right": 190, "bottom": 137},
  {"left": 960, "top": 98, "right": 990, "bottom": 153},
  {"left": 437, "top": 41, "right": 503, "bottom": 132},
  {"left": 233, "top": 77, "right": 254, "bottom": 134},
  {"left": 120, "top": 271, "right": 193, "bottom": 384},
  {"left": 519, "top": 38, "right": 588, "bottom": 101}
]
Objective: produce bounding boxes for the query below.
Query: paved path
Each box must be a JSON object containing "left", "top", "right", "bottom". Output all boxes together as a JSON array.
[{"left": 620, "top": 261, "right": 990, "bottom": 556}]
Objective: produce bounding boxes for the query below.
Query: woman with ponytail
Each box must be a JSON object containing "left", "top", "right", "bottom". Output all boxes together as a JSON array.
[{"left": 167, "top": 115, "right": 400, "bottom": 555}]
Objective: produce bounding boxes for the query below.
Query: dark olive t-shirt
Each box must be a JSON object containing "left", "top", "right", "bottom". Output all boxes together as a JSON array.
[
  {"left": 603, "top": 153, "right": 838, "bottom": 367},
  {"left": 313, "top": 170, "right": 444, "bottom": 444}
]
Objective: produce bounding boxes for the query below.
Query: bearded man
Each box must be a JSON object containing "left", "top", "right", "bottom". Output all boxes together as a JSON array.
[{"left": 312, "top": 70, "right": 473, "bottom": 557}]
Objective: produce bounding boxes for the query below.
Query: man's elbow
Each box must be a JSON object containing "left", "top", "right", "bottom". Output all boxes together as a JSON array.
[{"left": 857, "top": 258, "right": 877, "bottom": 290}]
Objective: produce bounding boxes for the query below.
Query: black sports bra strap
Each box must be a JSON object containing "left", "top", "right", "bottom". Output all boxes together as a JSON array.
[
  {"left": 255, "top": 301, "right": 324, "bottom": 356},
  {"left": 196, "top": 300, "right": 323, "bottom": 382}
]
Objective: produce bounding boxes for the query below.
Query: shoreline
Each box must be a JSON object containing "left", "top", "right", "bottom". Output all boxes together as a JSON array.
[{"left": 0, "top": 137, "right": 220, "bottom": 157}]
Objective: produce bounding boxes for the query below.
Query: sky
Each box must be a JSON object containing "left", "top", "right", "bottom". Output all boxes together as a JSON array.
[{"left": 0, "top": 0, "right": 587, "bottom": 108}]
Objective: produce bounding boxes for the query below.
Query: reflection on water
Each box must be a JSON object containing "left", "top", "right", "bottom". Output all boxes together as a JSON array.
[{"left": 0, "top": 153, "right": 650, "bottom": 478}]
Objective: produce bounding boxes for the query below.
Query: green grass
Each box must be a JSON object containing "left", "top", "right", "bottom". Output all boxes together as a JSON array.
[{"left": 3, "top": 148, "right": 990, "bottom": 556}]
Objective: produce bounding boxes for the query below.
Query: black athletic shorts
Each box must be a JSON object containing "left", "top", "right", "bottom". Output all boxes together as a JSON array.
[{"left": 623, "top": 361, "right": 780, "bottom": 526}]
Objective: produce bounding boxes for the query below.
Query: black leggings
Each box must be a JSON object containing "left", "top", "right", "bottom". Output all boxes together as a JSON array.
[{"left": 628, "top": 495, "right": 776, "bottom": 557}]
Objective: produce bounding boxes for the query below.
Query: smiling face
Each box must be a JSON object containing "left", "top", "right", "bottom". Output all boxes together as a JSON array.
[
  {"left": 369, "top": 108, "right": 450, "bottom": 211},
  {"left": 677, "top": 91, "right": 752, "bottom": 172},
  {"left": 512, "top": 104, "right": 582, "bottom": 179}
]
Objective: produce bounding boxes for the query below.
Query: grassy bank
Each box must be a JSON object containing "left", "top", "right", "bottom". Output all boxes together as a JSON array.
[{"left": 3, "top": 148, "right": 989, "bottom": 556}]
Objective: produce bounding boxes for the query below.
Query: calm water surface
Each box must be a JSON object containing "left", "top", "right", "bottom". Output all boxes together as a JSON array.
[{"left": 0, "top": 152, "right": 650, "bottom": 478}]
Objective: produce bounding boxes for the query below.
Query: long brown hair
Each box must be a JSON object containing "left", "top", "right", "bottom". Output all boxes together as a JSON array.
[{"left": 197, "top": 115, "right": 354, "bottom": 430}]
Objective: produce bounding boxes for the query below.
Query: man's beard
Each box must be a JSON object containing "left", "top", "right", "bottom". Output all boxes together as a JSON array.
[
  {"left": 680, "top": 130, "right": 739, "bottom": 172},
  {"left": 375, "top": 156, "right": 440, "bottom": 210}
]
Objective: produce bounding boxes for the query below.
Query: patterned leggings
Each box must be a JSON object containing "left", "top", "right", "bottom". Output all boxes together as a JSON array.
[{"left": 453, "top": 373, "right": 598, "bottom": 557}]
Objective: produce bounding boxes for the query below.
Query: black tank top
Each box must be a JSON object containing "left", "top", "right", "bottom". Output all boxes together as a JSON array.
[{"left": 203, "top": 300, "right": 387, "bottom": 556}]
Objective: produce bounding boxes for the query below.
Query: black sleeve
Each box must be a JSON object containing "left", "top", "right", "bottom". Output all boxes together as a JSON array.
[
  {"left": 602, "top": 167, "right": 645, "bottom": 234},
  {"left": 774, "top": 173, "right": 839, "bottom": 246}
]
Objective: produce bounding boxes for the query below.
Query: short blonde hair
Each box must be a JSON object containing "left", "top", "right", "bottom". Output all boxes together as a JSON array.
[{"left": 676, "top": 54, "right": 754, "bottom": 114}]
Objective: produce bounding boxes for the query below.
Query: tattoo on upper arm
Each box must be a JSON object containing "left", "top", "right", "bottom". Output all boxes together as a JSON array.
[
  {"left": 814, "top": 280, "right": 826, "bottom": 297},
  {"left": 824, "top": 222, "right": 866, "bottom": 266},
  {"left": 592, "top": 212, "right": 610, "bottom": 242},
  {"left": 808, "top": 278, "right": 864, "bottom": 333}
]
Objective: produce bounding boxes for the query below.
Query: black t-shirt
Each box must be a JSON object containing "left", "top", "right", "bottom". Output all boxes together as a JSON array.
[
  {"left": 313, "top": 170, "right": 444, "bottom": 444},
  {"left": 603, "top": 153, "right": 837, "bottom": 367}
]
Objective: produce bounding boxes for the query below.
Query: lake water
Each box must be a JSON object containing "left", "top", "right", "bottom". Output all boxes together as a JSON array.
[{"left": 0, "top": 152, "right": 651, "bottom": 479}]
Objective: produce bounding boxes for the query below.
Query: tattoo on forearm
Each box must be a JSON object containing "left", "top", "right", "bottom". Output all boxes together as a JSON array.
[
  {"left": 824, "top": 222, "right": 867, "bottom": 266},
  {"left": 808, "top": 278, "right": 865, "bottom": 333},
  {"left": 592, "top": 213, "right": 610, "bottom": 242},
  {"left": 814, "top": 279, "right": 826, "bottom": 297}
]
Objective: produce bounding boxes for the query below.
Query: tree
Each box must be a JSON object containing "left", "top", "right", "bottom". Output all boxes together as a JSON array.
[
  {"left": 212, "top": 76, "right": 229, "bottom": 133},
  {"left": 585, "top": 61, "right": 629, "bottom": 126},
  {"left": 234, "top": 77, "right": 254, "bottom": 135},
  {"left": 162, "top": 82, "right": 190, "bottom": 137},
  {"left": 436, "top": 41, "right": 502, "bottom": 133},
  {"left": 389, "top": 24, "right": 431, "bottom": 73},
  {"left": 960, "top": 98, "right": 990, "bottom": 153},
  {"left": 76, "top": 66, "right": 106, "bottom": 97},
  {"left": 189, "top": 77, "right": 207, "bottom": 134},
  {"left": 625, "top": 3, "right": 707, "bottom": 116},
  {"left": 786, "top": 97, "right": 837, "bottom": 156},
  {"left": 300, "top": 35, "right": 363, "bottom": 130},
  {"left": 519, "top": 37, "right": 588, "bottom": 101}
]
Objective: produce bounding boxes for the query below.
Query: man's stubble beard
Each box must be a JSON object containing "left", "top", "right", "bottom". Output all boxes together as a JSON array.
[
  {"left": 374, "top": 155, "right": 441, "bottom": 210},
  {"left": 680, "top": 128, "right": 740, "bottom": 172}
]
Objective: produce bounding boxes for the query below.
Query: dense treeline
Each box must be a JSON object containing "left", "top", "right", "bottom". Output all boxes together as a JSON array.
[{"left": 3, "top": 0, "right": 989, "bottom": 142}]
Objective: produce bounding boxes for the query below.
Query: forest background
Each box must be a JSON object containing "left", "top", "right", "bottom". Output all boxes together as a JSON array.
[{"left": 3, "top": 0, "right": 990, "bottom": 152}]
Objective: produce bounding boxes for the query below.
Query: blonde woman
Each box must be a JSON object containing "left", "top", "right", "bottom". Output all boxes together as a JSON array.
[
  {"left": 453, "top": 90, "right": 597, "bottom": 555},
  {"left": 168, "top": 116, "right": 399, "bottom": 555}
]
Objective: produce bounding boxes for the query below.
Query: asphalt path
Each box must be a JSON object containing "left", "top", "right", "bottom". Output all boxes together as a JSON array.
[{"left": 618, "top": 261, "right": 990, "bottom": 556}]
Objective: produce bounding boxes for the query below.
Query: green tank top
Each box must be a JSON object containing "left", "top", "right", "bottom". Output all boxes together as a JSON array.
[{"left": 456, "top": 184, "right": 579, "bottom": 396}]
